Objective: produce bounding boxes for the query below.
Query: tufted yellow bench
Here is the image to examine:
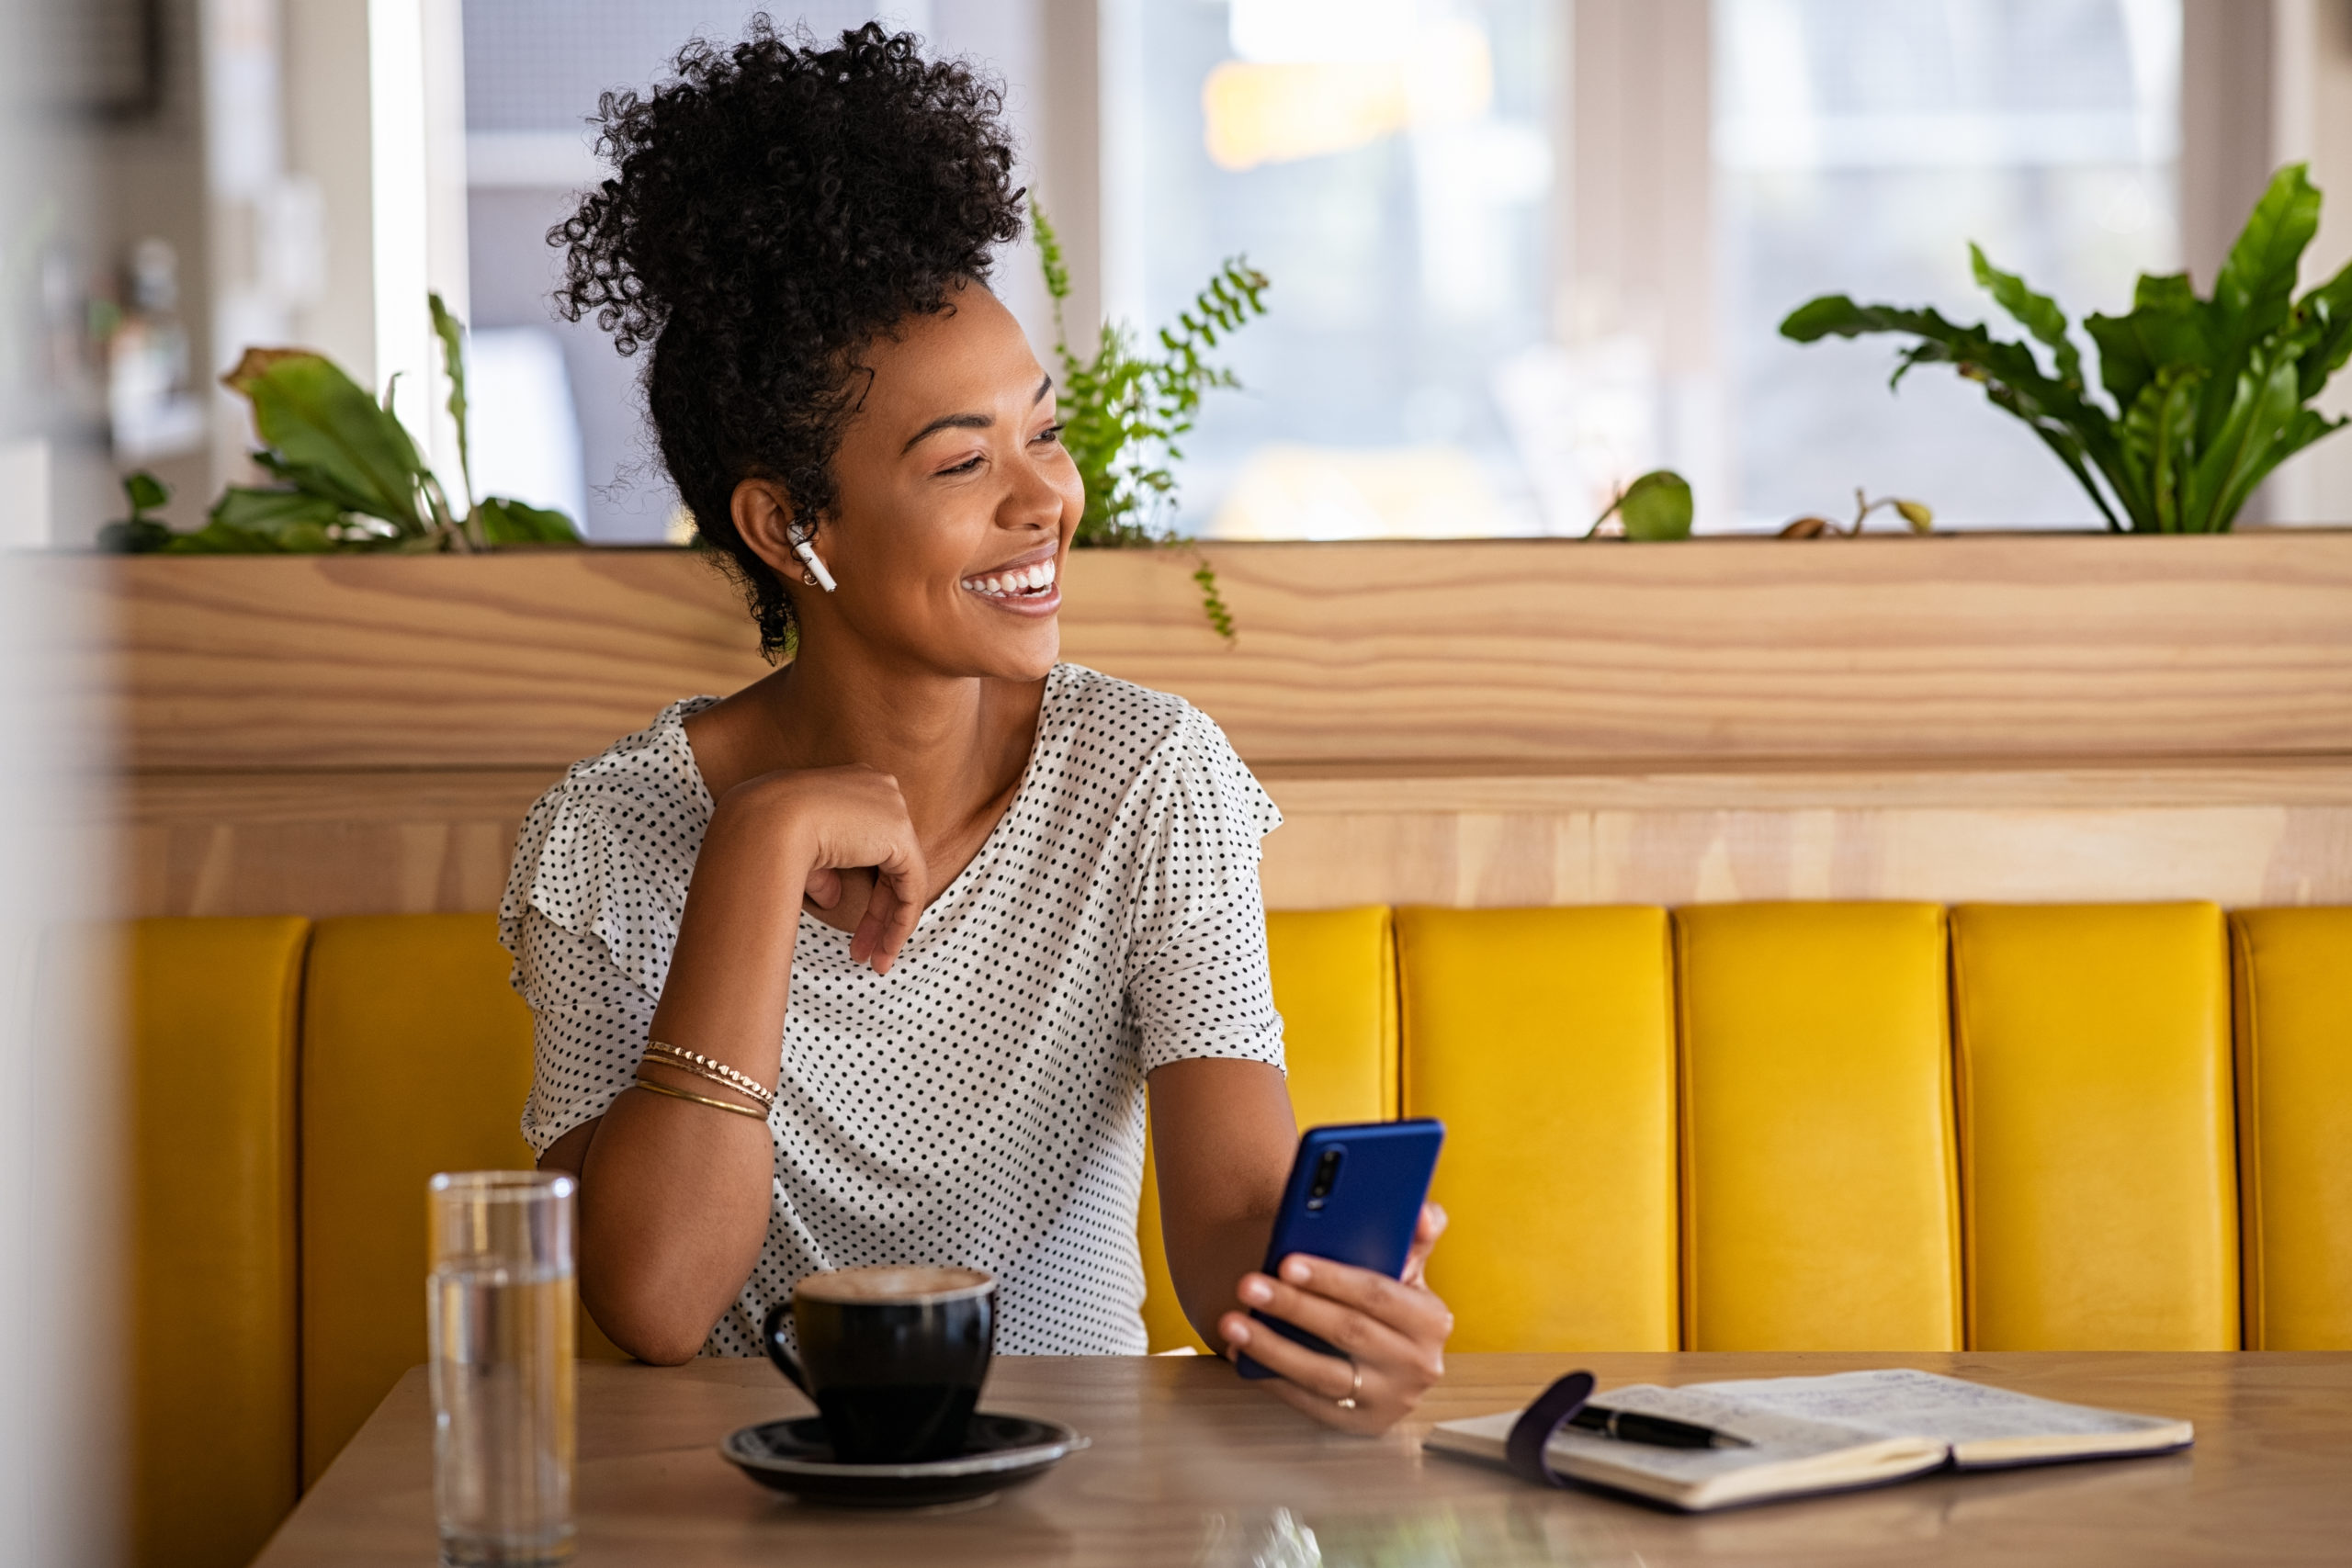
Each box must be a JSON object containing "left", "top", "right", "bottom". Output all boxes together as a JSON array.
[{"left": 126, "top": 902, "right": 2352, "bottom": 1568}]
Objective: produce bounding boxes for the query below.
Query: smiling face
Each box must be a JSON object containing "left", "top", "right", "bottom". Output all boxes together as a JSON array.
[{"left": 729, "top": 281, "right": 1082, "bottom": 682}]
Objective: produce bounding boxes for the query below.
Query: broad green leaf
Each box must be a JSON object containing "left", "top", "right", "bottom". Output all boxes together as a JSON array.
[
  {"left": 160, "top": 525, "right": 276, "bottom": 554},
  {"left": 2264, "top": 403, "right": 2351, "bottom": 482},
  {"left": 2291, "top": 255, "right": 2352, "bottom": 399},
  {"left": 1784, "top": 290, "right": 2136, "bottom": 526},
  {"left": 1779, "top": 297, "right": 2073, "bottom": 402},
  {"left": 430, "top": 292, "right": 473, "bottom": 507},
  {"left": 123, "top": 470, "right": 169, "bottom": 513},
  {"left": 2120, "top": 368, "right": 2202, "bottom": 532},
  {"left": 476, "top": 496, "right": 582, "bottom": 545},
  {"left": 1618, "top": 470, "right": 1694, "bottom": 540},
  {"left": 1981, "top": 380, "right": 2134, "bottom": 531},
  {"left": 250, "top": 450, "right": 389, "bottom": 522},
  {"left": 1972, "top": 244, "right": 2082, "bottom": 387},
  {"left": 165, "top": 486, "right": 343, "bottom": 554},
  {"left": 2212, "top": 164, "right": 2319, "bottom": 355},
  {"left": 2086, "top": 272, "right": 2211, "bottom": 412},
  {"left": 2203, "top": 165, "right": 2321, "bottom": 452},
  {"left": 2185, "top": 354, "right": 2302, "bottom": 532},
  {"left": 1781, "top": 164, "right": 2352, "bottom": 531},
  {"left": 221, "top": 347, "right": 427, "bottom": 530},
  {"left": 207, "top": 484, "right": 348, "bottom": 543},
  {"left": 2083, "top": 312, "right": 2153, "bottom": 412},
  {"left": 96, "top": 517, "right": 172, "bottom": 553}
]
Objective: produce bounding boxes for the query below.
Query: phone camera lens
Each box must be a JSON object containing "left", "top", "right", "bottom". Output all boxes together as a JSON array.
[{"left": 1305, "top": 1147, "right": 1343, "bottom": 1210}]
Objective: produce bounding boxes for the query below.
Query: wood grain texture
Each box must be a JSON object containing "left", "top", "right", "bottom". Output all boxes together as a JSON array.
[
  {"left": 251, "top": 1351, "right": 2352, "bottom": 1567},
  {"left": 86, "top": 550, "right": 764, "bottom": 773},
  {"left": 1067, "top": 533, "right": 2352, "bottom": 769},
  {"left": 82, "top": 532, "right": 2352, "bottom": 772},
  {"left": 81, "top": 537, "right": 2352, "bottom": 917},
  {"left": 114, "top": 765, "right": 2352, "bottom": 918},
  {"left": 119, "top": 772, "right": 555, "bottom": 919}
]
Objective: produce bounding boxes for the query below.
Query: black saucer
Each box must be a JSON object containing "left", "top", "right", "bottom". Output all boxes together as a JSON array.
[{"left": 720, "top": 1412, "right": 1088, "bottom": 1508}]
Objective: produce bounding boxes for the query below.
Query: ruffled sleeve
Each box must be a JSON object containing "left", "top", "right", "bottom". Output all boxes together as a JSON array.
[
  {"left": 500, "top": 780, "right": 696, "bottom": 1003},
  {"left": 496, "top": 700, "right": 716, "bottom": 1152}
]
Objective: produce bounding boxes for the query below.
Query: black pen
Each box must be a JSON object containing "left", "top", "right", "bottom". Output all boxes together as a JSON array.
[{"left": 1567, "top": 1403, "right": 1753, "bottom": 1450}]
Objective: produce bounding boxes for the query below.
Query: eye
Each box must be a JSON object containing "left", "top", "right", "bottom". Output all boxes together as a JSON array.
[
  {"left": 937, "top": 454, "right": 984, "bottom": 477},
  {"left": 1033, "top": 423, "right": 1065, "bottom": 446}
]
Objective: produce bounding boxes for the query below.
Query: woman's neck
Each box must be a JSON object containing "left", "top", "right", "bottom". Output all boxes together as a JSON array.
[{"left": 687, "top": 638, "right": 1047, "bottom": 852}]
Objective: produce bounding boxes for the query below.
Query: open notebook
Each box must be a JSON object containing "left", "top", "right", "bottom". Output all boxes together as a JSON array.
[{"left": 1425, "top": 1369, "right": 2192, "bottom": 1512}]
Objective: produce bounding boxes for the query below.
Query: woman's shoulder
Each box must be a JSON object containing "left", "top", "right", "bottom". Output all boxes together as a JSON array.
[
  {"left": 1043, "top": 662, "right": 1210, "bottom": 761},
  {"left": 547, "top": 696, "right": 721, "bottom": 815},
  {"left": 1040, "top": 663, "right": 1277, "bottom": 836}
]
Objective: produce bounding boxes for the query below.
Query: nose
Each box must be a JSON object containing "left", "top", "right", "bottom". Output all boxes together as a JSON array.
[{"left": 1001, "top": 434, "right": 1071, "bottom": 534}]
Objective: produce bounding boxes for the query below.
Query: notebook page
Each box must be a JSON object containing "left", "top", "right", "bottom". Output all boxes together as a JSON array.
[{"left": 1673, "top": 1369, "right": 2189, "bottom": 1456}]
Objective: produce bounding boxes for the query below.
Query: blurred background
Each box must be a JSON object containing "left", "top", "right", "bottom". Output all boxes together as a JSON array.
[
  {"left": 10, "top": 0, "right": 2352, "bottom": 551},
  {"left": 2, "top": 7, "right": 2346, "bottom": 1564}
]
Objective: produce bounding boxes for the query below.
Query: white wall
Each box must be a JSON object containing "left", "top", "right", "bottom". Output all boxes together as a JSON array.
[{"left": 1, "top": 0, "right": 126, "bottom": 1557}]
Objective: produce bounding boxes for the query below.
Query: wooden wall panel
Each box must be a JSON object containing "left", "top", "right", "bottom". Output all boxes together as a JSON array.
[
  {"left": 79, "top": 536, "right": 2352, "bottom": 919},
  {"left": 82, "top": 531, "right": 2352, "bottom": 773},
  {"left": 89, "top": 551, "right": 766, "bottom": 772},
  {"left": 117, "top": 763, "right": 2352, "bottom": 919}
]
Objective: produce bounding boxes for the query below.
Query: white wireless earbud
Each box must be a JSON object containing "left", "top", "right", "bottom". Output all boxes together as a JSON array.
[{"left": 789, "top": 525, "right": 837, "bottom": 592}]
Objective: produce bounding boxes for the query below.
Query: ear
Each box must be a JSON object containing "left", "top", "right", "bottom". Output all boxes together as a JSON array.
[{"left": 731, "top": 479, "right": 808, "bottom": 581}]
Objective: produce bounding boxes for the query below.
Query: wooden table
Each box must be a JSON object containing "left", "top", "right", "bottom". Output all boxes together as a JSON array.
[{"left": 254, "top": 1352, "right": 2352, "bottom": 1566}]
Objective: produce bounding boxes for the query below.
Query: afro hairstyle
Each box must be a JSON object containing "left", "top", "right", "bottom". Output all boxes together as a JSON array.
[{"left": 552, "top": 18, "right": 1024, "bottom": 656}]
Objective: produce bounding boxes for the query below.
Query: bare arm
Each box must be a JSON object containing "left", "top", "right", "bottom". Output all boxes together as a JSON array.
[
  {"left": 1147, "top": 1057, "right": 1296, "bottom": 1350},
  {"left": 538, "top": 767, "right": 924, "bottom": 1364},
  {"left": 1150, "top": 1057, "right": 1454, "bottom": 1434}
]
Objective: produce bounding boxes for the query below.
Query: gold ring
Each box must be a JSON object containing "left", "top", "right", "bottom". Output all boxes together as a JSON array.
[{"left": 1336, "top": 1360, "right": 1362, "bottom": 1411}]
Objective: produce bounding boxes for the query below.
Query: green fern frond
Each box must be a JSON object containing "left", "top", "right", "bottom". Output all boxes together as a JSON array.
[{"left": 1031, "top": 197, "right": 1268, "bottom": 636}]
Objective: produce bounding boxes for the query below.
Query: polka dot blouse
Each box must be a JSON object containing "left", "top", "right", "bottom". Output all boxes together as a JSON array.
[{"left": 498, "top": 663, "right": 1287, "bottom": 1357}]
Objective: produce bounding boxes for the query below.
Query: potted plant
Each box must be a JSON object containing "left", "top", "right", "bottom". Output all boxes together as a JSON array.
[
  {"left": 1033, "top": 204, "right": 1266, "bottom": 639},
  {"left": 106, "top": 294, "right": 579, "bottom": 553},
  {"left": 1781, "top": 164, "right": 2352, "bottom": 534}
]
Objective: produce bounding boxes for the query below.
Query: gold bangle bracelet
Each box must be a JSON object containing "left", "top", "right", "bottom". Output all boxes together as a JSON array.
[
  {"left": 644, "top": 1040, "right": 775, "bottom": 1105},
  {"left": 639, "top": 1051, "right": 775, "bottom": 1109},
  {"left": 631, "top": 1076, "right": 768, "bottom": 1120}
]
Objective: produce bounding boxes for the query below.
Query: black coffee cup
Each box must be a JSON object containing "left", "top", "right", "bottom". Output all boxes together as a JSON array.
[{"left": 762, "top": 1266, "right": 997, "bottom": 1464}]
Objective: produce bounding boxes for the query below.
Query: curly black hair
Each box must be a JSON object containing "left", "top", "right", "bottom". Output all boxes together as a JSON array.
[{"left": 552, "top": 18, "right": 1023, "bottom": 656}]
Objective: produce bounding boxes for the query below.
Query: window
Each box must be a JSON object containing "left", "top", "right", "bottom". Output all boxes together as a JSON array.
[
  {"left": 1714, "top": 0, "right": 2181, "bottom": 529},
  {"left": 1107, "top": 0, "right": 1559, "bottom": 538},
  {"left": 463, "top": 0, "right": 2193, "bottom": 541},
  {"left": 1113, "top": 0, "right": 2185, "bottom": 537}
]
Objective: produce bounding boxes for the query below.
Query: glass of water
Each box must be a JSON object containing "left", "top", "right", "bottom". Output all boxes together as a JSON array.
[{"left": 428, "top": 1171, "right": 578, "bottom": 1566}]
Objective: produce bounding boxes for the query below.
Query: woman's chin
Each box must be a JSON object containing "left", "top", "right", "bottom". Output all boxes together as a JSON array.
[{"left": 954, "top": 622, "right": 1061, "bottom": 683}]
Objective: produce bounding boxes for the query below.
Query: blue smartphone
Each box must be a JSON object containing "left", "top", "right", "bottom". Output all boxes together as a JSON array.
[{"left": 1237, "top": 1118, "right": 1444, "bottom": 1379}]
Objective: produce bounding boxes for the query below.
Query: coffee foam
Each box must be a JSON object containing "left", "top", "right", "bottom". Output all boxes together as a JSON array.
[{"left": 793, "top": 1265, "right": 993, "bottom": 1305}]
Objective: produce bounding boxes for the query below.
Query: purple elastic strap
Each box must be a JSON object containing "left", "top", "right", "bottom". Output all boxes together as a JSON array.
[{"left": 1504, "top": 1370, "right": 1597, "bottom": 1488}]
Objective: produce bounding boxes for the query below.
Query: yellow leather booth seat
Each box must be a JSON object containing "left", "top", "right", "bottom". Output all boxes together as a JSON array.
[
  {"left": 2232, "top": 907, "right": 2352, "bottom": 1349},
  {"left": 123, "top": 897, "right": 2352, "bottom": 1563},
  {"left": 1952, "top": 903, "right": 2237, "bottom": 1350},
  {"left": 127, "top": 916, "right": 310, "bottom": 1568},
  {"left": 1397, "top": 906, "right": 1677, "bottom": 1352},
  {"left": 1674, "top": 904, "right": 1961, "bottom": 1351},
  {"left": 300, "top": 913, "right": 546, "bottom": 1483},
  {"left": 1137, "top": 906, "right": 1398, "bottom": 1351}
]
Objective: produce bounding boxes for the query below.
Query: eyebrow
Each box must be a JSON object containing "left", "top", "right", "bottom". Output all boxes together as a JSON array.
[{"left": 900, "top": 375, "right": 1055, "bottom": 454}]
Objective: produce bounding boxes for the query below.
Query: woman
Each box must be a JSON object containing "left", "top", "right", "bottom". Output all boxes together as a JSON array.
[{"left": 503, "top": 21, "right": 1452, "bottom": 1434}]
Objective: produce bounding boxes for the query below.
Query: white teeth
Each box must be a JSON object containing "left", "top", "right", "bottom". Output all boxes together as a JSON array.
[{"left": 962, "top": 558, "right": 1057, "bottom": 597}]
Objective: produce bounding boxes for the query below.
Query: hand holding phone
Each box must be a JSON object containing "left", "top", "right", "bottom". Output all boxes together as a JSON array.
[{"left": 1237, "top": 1119, "right": 1444, "bottom": 1379}]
